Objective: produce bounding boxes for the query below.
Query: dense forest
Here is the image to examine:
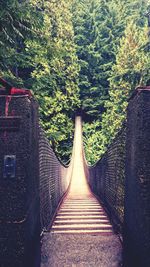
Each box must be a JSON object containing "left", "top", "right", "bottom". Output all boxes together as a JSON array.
[{"left": 0, "top": 0, "right": 150, "bottom": 164}]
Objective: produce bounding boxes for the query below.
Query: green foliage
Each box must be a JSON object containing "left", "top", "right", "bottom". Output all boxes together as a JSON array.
[
  {"left": 84, "top": 19, "right": 150, "bottom": 164},
  {"left": 0, "top": 0, "right": 38, "bottom": 83},
  {"left": 83, "top": 120, "right": 106, "bottom": 165},
  {"left": 27, "top": 0, "right": 80, "bottom": 162},
  {"left": 72, "top": 0, "right": 114, "bottom": 119},
  {"left": 72, "top": 0, "right": 148, "bottom": 121},
  {"left": 0, "top": 0, "right": 150, "bottom": 164},
  {"left": 0, "top": 0, "right": 80, "bottom": 163},
  {"left": 101, "top": 21, "right": 150, "bottom": 142}
]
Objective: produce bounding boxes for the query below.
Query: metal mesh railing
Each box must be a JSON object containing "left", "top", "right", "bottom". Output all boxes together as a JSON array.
[
  {"left": 39, "top": 127, "right": 71, "bottom": 230},
  {"left": 87, "top": 125, "right": 126, "bottom": 233},
  {"left": 39, "top": 115, "right": 126, "bottom": 233}
]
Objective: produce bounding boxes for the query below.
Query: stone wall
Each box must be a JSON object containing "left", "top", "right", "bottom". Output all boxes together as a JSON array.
[
  {"left": 0, "top": 95, "right": 40, "bottom": 267},
  {"left": 124, "top": 88, "right": 150, "bottom": 267}
]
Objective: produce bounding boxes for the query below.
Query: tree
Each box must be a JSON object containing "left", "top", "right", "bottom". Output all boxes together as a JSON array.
[
  {"left": 98, "top": 21, "right": 149, "bottom": 159},
  {"left": 1, "top": 0, "right": 149, "bottom": 164},
  {"left": 0, "top": 0, "right": 80, "bottom": 163},
  {"left": 81, "top": 0, "right": 149, "bottom": 164},
  {"left": 72, "top": 0, "right": 115, "bottom": 119},
  {"left": 0, "top": 0, "right": 37, "bottom": 84},
  {"left": 25, "top": 0, "right": 80, "bottom": 162}
]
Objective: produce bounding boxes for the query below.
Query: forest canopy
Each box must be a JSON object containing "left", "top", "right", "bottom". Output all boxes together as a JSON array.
[{"left": 0, "top": 0, "right": 150, "bottom": 164}]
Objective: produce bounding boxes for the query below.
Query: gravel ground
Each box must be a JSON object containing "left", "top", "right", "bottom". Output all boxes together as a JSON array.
[{"left": 41, "top": 233, "right": 122, "bottom": 267}]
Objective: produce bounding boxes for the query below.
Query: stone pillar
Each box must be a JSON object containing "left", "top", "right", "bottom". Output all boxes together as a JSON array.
[
  {"left": 124, "top": 87, "right": 150, "bottom": 267},
  {"left": 0, "top": 93, "right": 40, "bottom": 267}
]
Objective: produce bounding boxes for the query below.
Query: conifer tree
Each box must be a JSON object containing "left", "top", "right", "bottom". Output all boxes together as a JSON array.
[
  {"left": 72, "top": 0, "right": 114, "bottom": 119},
  {"left": 82, "top": 0, "right": 149, "bottom": 163},
  {"left": 84, "top": 20, "right": 150, "bottom": 164},
  {"left": 0, "top": 0, "right": 80, "bottom": 162},
  {"left": 26, "top": 0, "right": 80, "bottom": 162},
  {"left": 1, "top": 0, "right": 149, "bottom": 164},
  {"left": 0, "top": 0, "right": 37, "bottom": 83}
]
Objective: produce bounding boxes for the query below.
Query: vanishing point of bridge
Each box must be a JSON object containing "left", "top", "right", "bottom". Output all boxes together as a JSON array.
[
  {"left": 0, "top": 79, "right": 150, "bottom": 267},
  {"left": 51, "top": 116, "right": 113, "bottom": 235}
]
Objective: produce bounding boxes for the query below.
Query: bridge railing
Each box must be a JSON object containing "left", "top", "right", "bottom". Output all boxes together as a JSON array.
[
  {"left": 39, "top": 127, "right": 71, "bottom": 230},
  {"left": 87, "top": 125, "right": 126, "bottom": 233}
]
